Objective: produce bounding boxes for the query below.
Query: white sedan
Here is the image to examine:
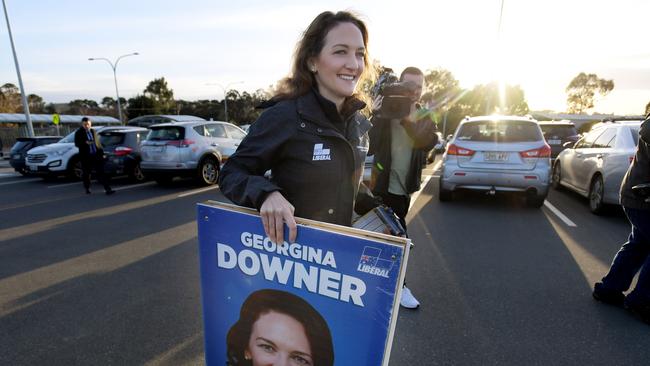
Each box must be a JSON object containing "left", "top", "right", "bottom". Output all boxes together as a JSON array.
[{"left": 551, "top": 120, "right": 642, "bottom": 214}]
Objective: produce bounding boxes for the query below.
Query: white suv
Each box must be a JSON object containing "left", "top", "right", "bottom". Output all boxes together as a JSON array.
[
  {"left": 25, "top": 126, "right": 137, "bottom": 179},
  {"left": 140, "top": 121, "right": 246, "bottom": 185}
]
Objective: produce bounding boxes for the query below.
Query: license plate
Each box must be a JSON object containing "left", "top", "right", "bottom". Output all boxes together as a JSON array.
[
  {"left": 484, "top": 152, "right": 508, "bottom": 161},
  {"left": 29, "top": 165, "right": 37, "bottom": 171},
  {"left": 548, "top": 139, "right": 561, "bottom": 145}
]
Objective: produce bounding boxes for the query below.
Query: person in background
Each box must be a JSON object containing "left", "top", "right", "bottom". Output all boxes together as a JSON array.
[
  {"left": 368, "top": 66, "right": 438, "bottom": 309},
  {"left": 592, "top": 117, "right": 650, "bottom": 324},
  {"left": 74, "top": 117, "right": 114, "bottom": 195}
]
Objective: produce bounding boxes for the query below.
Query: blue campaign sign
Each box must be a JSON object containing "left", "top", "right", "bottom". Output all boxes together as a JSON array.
[{"left": 197, "top": 202, "right": 410, "bottom": 366}]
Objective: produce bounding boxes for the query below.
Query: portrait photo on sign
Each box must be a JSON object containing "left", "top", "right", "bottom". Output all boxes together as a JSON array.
[{"left": 226, "top": 289, "right": 334, "bottom": 366}]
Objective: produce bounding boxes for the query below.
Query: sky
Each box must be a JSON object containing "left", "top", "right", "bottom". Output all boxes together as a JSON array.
[{"left": 1, "top": 0, "right": 648, "bottom": 115}]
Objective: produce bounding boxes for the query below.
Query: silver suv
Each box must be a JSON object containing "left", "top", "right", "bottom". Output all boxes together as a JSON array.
[
  {"left": 439, "top": 115, "right": 551, "bottom": 207},
  {"left": 140, "top": 121, "right": 246, "bottom": 185}
]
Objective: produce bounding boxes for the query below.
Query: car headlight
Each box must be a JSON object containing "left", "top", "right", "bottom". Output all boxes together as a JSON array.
[{"left": 50, "top": 147, "right": 73, "bottom": 156}]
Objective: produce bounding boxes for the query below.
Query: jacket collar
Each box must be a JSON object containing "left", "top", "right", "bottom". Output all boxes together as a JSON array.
[{"left": 296, "top": 89, "right": 366, "bottom": 130}]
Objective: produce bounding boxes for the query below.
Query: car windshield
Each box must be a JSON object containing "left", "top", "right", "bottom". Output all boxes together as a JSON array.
[
  {"left": 540, "top": 125, "right": 578, "bottom": 138},
  {"left": 457, "top": 120, "right": 542, "bottom": 142},
  {"left": 11, "top": 140, "right": 33, "bottom": 152},
  {"left": 147, "top": 126, "right": 185, "bottom": 141},
  {"left": 59, "top": 131, "right": 76, "bottom": 143},
  {"left": 100, "top": 133, "right": 125, "bottom": 146}
]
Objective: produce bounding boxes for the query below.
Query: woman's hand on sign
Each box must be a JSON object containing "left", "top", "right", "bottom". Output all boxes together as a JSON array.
[{"left": 260, "top": 191, "right": 297, "bottom": 245}]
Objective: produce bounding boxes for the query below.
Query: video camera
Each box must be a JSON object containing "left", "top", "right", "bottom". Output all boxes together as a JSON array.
[{"left": 372, "top": 71, "right": 420, "bottom": 120}]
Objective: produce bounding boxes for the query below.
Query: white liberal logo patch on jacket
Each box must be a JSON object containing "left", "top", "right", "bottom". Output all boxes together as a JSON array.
[{"left": 312, "top": 143, "right": 331, "bottom": 161}]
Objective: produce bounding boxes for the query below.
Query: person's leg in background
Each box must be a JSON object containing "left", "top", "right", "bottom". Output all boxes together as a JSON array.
[
  {"left": 93, "top": 155, "right": 114, "bottom": 195},
  {"left": 594, "top": 208, "right": 650, "bottom": 320},
  {"left": 81, "top": 157, "right": 92, "bottom": 194}
]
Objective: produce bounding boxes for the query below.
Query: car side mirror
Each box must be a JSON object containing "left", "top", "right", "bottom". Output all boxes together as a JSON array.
[{"left": 446, "top": 134, "right": 453, "bottom": 141}]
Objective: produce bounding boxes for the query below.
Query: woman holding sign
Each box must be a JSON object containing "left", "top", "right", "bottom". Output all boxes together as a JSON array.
[
  {"left": 219, "top": 10, "right": 376, "bottom": 244},
  {"left": 227, "top": 289, "right": 333, "bottom": 366}
]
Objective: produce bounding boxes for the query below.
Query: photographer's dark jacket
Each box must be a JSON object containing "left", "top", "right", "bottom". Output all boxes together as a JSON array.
[
  {"left": 219, "top": 89, "right": 373, "bottom": 226},
  {"left": 369, "top": 110, "right": 437, "bottom": 195},
  {"left": 620, "top": 118, "right": 650, "bottom": 210}
]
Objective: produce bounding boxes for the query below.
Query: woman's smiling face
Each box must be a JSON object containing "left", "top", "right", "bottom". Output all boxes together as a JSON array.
[
  {"left": 246, "top": 311, "right": 314, "bottom": 366},
  {"left": 311, "top": 21, "right": 366, "bottom": 110}
]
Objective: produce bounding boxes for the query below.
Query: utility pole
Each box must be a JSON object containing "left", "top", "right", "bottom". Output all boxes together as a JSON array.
[{"left": 2, "top": 0, "right": 34, "bottom": 136}]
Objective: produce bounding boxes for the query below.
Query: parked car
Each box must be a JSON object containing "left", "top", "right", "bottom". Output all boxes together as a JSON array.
[
  {"left": 99, "top": 128, "right": 150, "bottom": 182},
  {"left": 9, "top": 136, "right": 62, "bottom": 175},
  {"left": 127, "top": 114, "right": 205, "bottom": 128},
  {"left": 538, "top": 121, "right": 580, "bottom": 159},
  {"left": 427, "top": 132, "right": 446, "bottom": 163},
  {"left": 551, "top": 120, "right": 642, "bottom": 214},
  {"left": 25, "top": 126, "right": 141, "bottom": 179},
  {"left": 439, "top": 115, "right": 551, "bottom": 207},
  {"left": 140, "top": 121, "right": 246, "bottom": 185}
]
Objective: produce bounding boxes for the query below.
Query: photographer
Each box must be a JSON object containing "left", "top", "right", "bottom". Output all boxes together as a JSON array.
[
  {"left": 368, "top": 66, "right": 438, "bottom": 308},
  {"left": 593, "top": 116, "right": 650, "bottom": 324}
]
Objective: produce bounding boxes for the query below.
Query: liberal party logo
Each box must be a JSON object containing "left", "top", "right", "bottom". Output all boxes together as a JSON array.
[
  {"left": 312, "top": 143, "right": 331, "bottom": 161},
  {"left": 357, "top": 246, "right": 393, "bottom": 278}
]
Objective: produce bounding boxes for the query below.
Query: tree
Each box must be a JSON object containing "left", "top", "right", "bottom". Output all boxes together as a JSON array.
[
  {"left": 0, "top": 83, "right": 21, "bottom": 113},
  {"left": 143, "top": 77, "right": 175, "bottom": 114},
  {"left": 101, "top": 96, "right": 116, "bottom": 109},
  {"left": 565, "top": 72, "right": 614, "bottom": 114},
  {"left": 126, "top": 94, "right": 156, "bottom": 119},
  {"left": 27, "top": 94, "right": 45, "bottom": 113},
  {"left": 442, "top": 82, "right": 530, "bottom": 136},
  {"left": 421, "top": 68, "right": 461, "bottom": 108},
  {"left": 67, "top": 99, "right": 100, "bottom": 115}
]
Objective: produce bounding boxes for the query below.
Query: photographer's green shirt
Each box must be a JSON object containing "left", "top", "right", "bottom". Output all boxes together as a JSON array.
[{"left": 388, "top": 119, "right": 413, "bottom": 196}]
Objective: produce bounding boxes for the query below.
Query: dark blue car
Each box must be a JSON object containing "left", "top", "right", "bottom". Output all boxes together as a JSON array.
[
  {"left": 9, "top": 136, "right": 62, "bottom": 175},
  {"left": 99, "top": 128, "right": 149, "bottom": 182}
]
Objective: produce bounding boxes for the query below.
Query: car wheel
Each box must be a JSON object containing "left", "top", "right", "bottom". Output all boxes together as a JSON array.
[
  {"left": 551, "top": 162, "right": 562, "bottom": 190},
  {"left": 438, "top": 177, "right": 453, "bottom": 202},
  {"left": 589, "top": 175, "right": 606, "bottom": 214},
  {"left": 67, "top": 156, "right": 82, "bottom": 180},
  {"left": 526, "top": 194, "right": 546, "bottom": 208},
  {"left": 198, "top": 157, "right": 219, "bottom": 185},
  {"left": 129, "top": 162, "right": 147, "bottom": 183}
]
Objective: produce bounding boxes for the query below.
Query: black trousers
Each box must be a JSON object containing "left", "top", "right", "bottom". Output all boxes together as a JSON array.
[
  {"left": 81, "top": 154, "right": 111, "bottom": 192},
  {"left": 376, "top": 192, "right": 411, "bottom": 236}
]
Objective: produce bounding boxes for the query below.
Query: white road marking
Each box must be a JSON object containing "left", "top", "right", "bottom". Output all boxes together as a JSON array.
[
  {"left": 409, "top": 176, "right": 432, "bottom": 210},
  {"left": 0, "top": 178, "right": 41, "bottom": 186},
  {"left": 49, "top": 180, "right": 156, "bottom": 190},
  {"left": 47, "top": 181, "right": 83, "bottom": 188},
  {"left": 544, "top": 201, "right": 577, "bottom": 227},
  {"left": 177, "top": 185, "right": 218, "bottom": 198},
  {"left": 113, "top": 181, "right": 156, "bottom": 191},
  {"left": 0, "top": 173, "right": 19, "bottom": 178}
]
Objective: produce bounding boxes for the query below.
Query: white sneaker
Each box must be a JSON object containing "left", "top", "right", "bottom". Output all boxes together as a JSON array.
[{"left": 400, "top": 286, "right": 420, "bottom": 309}]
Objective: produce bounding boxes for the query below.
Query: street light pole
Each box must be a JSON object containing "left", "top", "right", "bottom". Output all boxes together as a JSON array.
[
  {"left": 207, "top": 81, "right": 243, "bottom": 122},
  {"left": 2, "top": 0, "right": 34, "bottom": 137},
  {"left": 89, "top": 52, "right": 139, "bottom": 124}
]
